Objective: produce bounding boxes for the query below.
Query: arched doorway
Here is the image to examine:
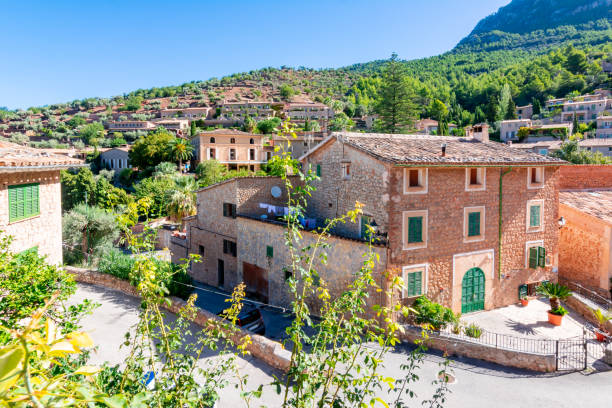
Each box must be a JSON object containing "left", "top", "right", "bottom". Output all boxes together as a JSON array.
[{"left": 461, "top": 267, "right": 485, "bottom": 313}]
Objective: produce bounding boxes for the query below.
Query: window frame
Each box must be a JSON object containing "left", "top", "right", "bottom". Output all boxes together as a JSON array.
[
  {"left": 403, "top": 168, "right": 428, "bottom": 194},
  {"left": 463, "top": 206, "right": 485, "bottom": 243},
  {"left": 402, "top": 210, "right": 428, "bottom": 250},
  {"left": 8, "top": 183, "right": 40, "bottom": 223},
  {"left": 527, "top": 167, "right": 545, "bottom": 189},
  {"left": 526, "top": 199, "right": 544, "bottom": 233},
  {"left": 525, "top": 240, "right": 545, "bottom": 268},
  {"left": 266, "top": 245, "right": 273, "bottom": 258},
  {"left": 402, "top": 264, "right": 428, "bottom": 298},
  {"left": 222, "top": 202, "right": 236, "bottom": 218},
  {"left": 465, "top": 168, "right": 486, "bottom": 191},
  {"left": 342, "top": 162, "right": 351, "bottom": 179},
  {"left": 223, "top": 239, "right": 237, "bottom": 257}
]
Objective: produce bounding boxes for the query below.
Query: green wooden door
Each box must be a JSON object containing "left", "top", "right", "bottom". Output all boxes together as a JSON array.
[{"left": 461, "top": 267, "right": 485, "bottom": 313}]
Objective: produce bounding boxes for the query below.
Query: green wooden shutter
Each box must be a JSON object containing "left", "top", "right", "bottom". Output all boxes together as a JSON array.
[
  {"left": 530, "top": 205, "right": 541, "bottom": 227},
  {"left": 8, "top": 184, "right": 39, "bottom": 222},
  {"left": 406, "top": 271, "right": 422, "bottom": 297},
  {"left": 408, "top": 217, "right": 423, "bottom": 243},
  {"left": 316, "top": 164, "right": 321, "bottom": 177},
  {"left": 468, "top": 212, "right": 481, "bottom": 237},
  {"left": 529, "top": 247, "right": 539, "bottom": 269},
  {"left": 266, "top": 245, "right": 273, "bottom": 258},
  {"left": 538, "top": 246, "right": 546, "bottom": 267}
]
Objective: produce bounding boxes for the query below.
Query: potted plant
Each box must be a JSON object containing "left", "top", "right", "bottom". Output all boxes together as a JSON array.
[
  {"left": 536, "top": 282, "right": 572, "bottom": 326},
  {"left": 520, "top": 295, "right": 529, "bottom": 307},
  {"left": 591, "top": 308, "right": 612, "bottom": 342}
]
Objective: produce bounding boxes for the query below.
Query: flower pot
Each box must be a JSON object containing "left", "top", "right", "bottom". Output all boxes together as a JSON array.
[
  {"left": 594, "top": 329, "right": 610, "bottom": 343},
  {"left": 547, "top": 311, "right": 564, "bottom": 326},
  {"left": 520, "top": 299, "right": 529, "bottom": 307}
]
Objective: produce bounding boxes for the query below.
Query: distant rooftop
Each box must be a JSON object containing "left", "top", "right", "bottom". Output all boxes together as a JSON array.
[
  {"left": 0, "top": 141, "right": 84, "bottom": 169},
  {"left": 560, "top": 190, "right": 612, "bottom": 225}
]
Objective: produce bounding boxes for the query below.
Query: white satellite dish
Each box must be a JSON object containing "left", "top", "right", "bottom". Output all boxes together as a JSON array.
[{"left": 271, "top": 186, "right": 282, "bottom": 198}]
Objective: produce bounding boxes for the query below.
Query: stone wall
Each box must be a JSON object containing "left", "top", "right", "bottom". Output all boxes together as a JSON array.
[
  {"left": 387, "top": 166, "right": 559, "bottom": 312},
  {"left": 236, "top": 216, "right": 389, "bottom": 315},
  {"left": 559, "top": 203, "right": 611, "bottom": 294},
  {"left": 559, "top": 165, "right": 612, "bottom": 190},
  {"left": 0, "top": 170, "right": 63, "bottom": 264},
  {"left": 399, "top": 326, "right": 557, "bottom": 372},
  {"left": 565, "top": 294, "right": 612, "bottom": 333},
  {"left": 65, "top": 266, "right": 292, "bottom": 372},
  {"left": 302, "top": 140, "right": 391, "bottom": 240}
]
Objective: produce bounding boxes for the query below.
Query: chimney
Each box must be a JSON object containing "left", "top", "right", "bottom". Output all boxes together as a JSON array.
[
  {"left": 441, "top": 143, "right": 447, "bottom": 157},
  {"left": 472, "top": 124, "right": 490, "bottom": 143},
  {"left": 506, "top": 140, "right": 512, "bottom": 146}
]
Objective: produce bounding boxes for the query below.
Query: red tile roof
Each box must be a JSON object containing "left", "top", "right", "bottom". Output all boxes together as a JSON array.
[
  {"left": 560, "top": 190, "right": 612, "bottom": 224},
  {"left": 0, "top": 141, "right": 84, "bottom": 169}
]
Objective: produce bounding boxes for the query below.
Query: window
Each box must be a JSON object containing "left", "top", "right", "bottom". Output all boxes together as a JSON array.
[
  {"left": 402, "top": 264, "right": 427, "bottom": 298},
  {"left": 342, "top": 163, "right": 351, "bottom": 179},
  {"left": 360, "top": 215, "right": 371, "bottom": 239},
  {"left": 465, "top": 168, "right": 485, "bottom": 191},
  {"left": 266, "top": 151, "right": 272, "bottom": 161},
  {"left": 8, "top": 183, "right": 40, "bottom": 222},
  {"left": 229, "top": 148, "right": 236, "bottom": 160},
  {"left": 405, "top": 271, "right": 423, "bottom": 297},
  {"left": 266, "top": 245, "right": 273, "bottom": 258},
  {"left": 403, "top": 168, "right": 427, "bottom": 194},
  {"left": 249, "top": 138, "right": 254, "bottom": 144},
  {"left": 528, "top": 167, "right": 544, "bottom": 188},
  {"left": 230, "top": 137, "right": 236, "bottom": 144},
  {"left": 526, "top": 200, "right": 544, "bottom": 232},
  {"left": 528, "top": 246, "right": 546, "bottom": 269},
  {"left": 210, "top": 137, "right": 215, "bottom": 143},
  {"left": 198, "top": 245, "right": 205, "bottom": 255},
  {"left": 222, "top": 202, "right": 236, "bottom": 218},
  {"left": 316, "top": 164, "right": 321, "bottom": 177},
  {"left": 209, "top": 148, "right": 216, "bottom": 159},
  {"left": 463, "top": 206, "right": 485, "bottom": 242},
  {"left": 249, "top": 149, "right": 255, "bottom": 160},
  {"left": 403, "top": 210, "right": 427, "bottom": 250},
  {"left": 283, "top": 267, "right": 292, "bottom": 281},
  {"left": 223, "top": 239, "right": 237, "bottom": 257}
]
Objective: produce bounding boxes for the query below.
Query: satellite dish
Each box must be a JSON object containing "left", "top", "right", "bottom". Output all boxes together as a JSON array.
[{"left": 271, "top": 186, "right": 282, "bottom": 198}]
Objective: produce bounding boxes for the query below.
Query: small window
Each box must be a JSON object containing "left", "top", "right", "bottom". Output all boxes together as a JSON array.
[
  {"left": 210, "top": 137, "right": 215, "bottom": 143},
  {"left": 528, "top": 167, "right": 544, "bottom": 188},
  {"left": 249, "top": 149, "right": 255, "bottom": 160},
  {"left": 407, "top": 217, "right": 423, "bottom": 243},
  {"left": 198, "top": 245, "right": 205, "bottom": 255},
  {"left": 342, "top": 163, "right": 350, "bottom": 179},
  {"left": 229, "top": 148, "right": 236, "bottom": 160},
  {"left": 209, "top": 148, "right": 216, "bottom": 159},
  {"left": 405, "top": 271, "right": 423, "bottom": 297},
  {"left": 223, "top": 239, "right": 237, "bottom": 257},
  {"left": 468, "top": 212, "right": 481, "bottom": 237},
  {"left": 465, "top": 168, "right": 485, "bottom": 191},
  {"left": 266, "top": 245, "right": 273, "bottom": 258},
  {"left": 230, "top": 137, "right": 236, "bottom": 144},
  {"left": 470, "top": 168, "right": 479, "bottom": 185},
  {"left": 528, "top": 246, "right": 546, "bottom": 269},
  {"left": 249, "top": 138, "right": 254, "bottom": 144},
  {"left": 403, "top": 168, "right": 427, "bottom": 194},
  {"left": 222, "top": 203, "right": 236, "bottom": 218},
  {"left": 316, "top": 164, "right": 321, "bottom": 177},
  {"left": 284, "top": 268, "right": 292, "bottom": 281}
]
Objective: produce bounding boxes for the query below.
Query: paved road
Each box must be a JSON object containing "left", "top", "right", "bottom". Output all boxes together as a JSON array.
[{"left": 71, "top": 283, "right": 612, "bottom": 408}]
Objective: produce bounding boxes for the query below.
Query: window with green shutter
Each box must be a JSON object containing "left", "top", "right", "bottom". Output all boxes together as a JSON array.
[
  {"left": 528, "top": 247, "right": 538, "bottom": 268},
  {"left": 405, "top": 271, "right": 422, "bottom": 297},
  {"left": 538, "top": 246, "right": 546, "bottom": 267},
  {"left": 468, "top": 211, "right": 481, "bottom": 237},
  {"left": 8, "top": 183, "right": 40, "bottom": 222},
  {"left": 266, "top": 245, "right": 273, "bottom": 258},
  {"left": 316, "top": 164, "right": 321, "bottom": 177},
  {"left": 407, "top": 217, "right": 423, "bottom": 243},
  {"left": 530, "top": 205, "right": 541, "bottom": 227}
]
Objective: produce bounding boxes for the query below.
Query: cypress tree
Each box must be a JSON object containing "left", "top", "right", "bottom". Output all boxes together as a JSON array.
[{"left": 375, "top": 53, "right": 417, "bottom": 133}]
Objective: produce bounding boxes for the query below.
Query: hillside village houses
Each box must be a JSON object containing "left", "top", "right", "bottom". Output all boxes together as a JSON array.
[
  {"left": 99, "top": 146, "right": 131, "bottom": 171},
  {"left": 0, "top": 141, "right": 83, "bottom": 264},
  {"left": 173, "top": 130, "right": 567, "bottom": 317},
  {"left": 513, "top": 138, "right": 612, "bottom": 158},
  {"left": 191, "top": 129, "right": 270, "bottom": 171}
]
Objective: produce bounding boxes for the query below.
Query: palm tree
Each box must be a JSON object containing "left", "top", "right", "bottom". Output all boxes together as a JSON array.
[
  {"left": 536, "top": 282, "right": 571, "bottom": 311},
  {"left": 166, "top": 175, "right": 197, "bottom": 229},
  {"left": 169, "top": 138, "right": 194, "bottom": 171}
]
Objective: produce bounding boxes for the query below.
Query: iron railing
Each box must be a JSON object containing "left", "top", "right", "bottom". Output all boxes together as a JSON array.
[{"left": 565, "top": 281, "right": 612, "bottom": 310}]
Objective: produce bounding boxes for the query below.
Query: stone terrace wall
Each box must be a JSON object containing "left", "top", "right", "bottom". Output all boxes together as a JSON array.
[
  {"left": 65, "top": 267, "right": 292, "bottom": 372},
  {"left": 399, "top": 326, "right": 557, "bottom": 372},
  {"left": 559, "top": 165, "right": 612, "bottom": 190},
  {"left": 565, "top": 294, "right": 612, "bottom": 333}
]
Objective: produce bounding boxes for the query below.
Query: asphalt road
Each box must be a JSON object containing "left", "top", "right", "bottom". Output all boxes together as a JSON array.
[{"left": 71, "top": 283, "right": 612, "bottom": 408}]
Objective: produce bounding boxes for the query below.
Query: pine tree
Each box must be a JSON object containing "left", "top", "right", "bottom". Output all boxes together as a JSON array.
[
  {"left": 505, "top": 98, "right": 517, "bottom": 119},
  {"left": 532, "top": 98, "right": 542, "bottom": 115},
  {"left": 375, "top": 53, "right": 417, "bottom": 133},
  {"left": 573, "top": 113, "right": 579, "bottom": 133}
]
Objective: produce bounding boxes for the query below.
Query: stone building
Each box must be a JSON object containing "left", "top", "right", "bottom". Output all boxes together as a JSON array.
[
  {"left": 558, "top": 165, "right": 612, "bottom": 298},
  {"left": 300, "top": 132, "right": 565, "bottom": 314},
  {"left": 0, "top": 141, "right": 83, "bottom": 264},
  {"left": 99, "top": 147, "right": 130, "bottom": 171},
  {"left": 191, "top": 129, "right": 269, "bottom": 171},
  {"left": 160, "top": 107, "right": 211, "bottom": 120}
]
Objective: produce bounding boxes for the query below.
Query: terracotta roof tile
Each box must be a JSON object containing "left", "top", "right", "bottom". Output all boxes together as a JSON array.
[
  {"left": 560, "top": 190, "right": 612, "bottom": 224},
  {"left": 0, "top": 141, "right": 84, "bottom": 168},
  {"left": 332, "top": 132, "right": 566, "bottom": 165}
]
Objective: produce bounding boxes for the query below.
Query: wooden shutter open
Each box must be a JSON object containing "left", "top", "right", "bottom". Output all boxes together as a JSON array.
[{"left": 529, "top": 247, "right": 539, "bottom": 269}]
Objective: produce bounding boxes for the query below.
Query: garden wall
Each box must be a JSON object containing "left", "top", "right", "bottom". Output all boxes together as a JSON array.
[
  {"left": 65, "top": 266, "right": 292, "bottom": 372},
  {"left": 399, "top": 326, "right": 557, "bottom": 372},
  {"left": 565, "top": 294, "right": 612, "bottom": 333}
]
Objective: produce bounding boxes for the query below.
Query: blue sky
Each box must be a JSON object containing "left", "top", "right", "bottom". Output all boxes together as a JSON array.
[{"left": 0, "top": 0, "right": 510, "bottom": 109}]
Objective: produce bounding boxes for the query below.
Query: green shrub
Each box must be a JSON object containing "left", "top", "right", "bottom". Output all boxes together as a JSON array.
[
  {"left": 464, "top": 323, "right": 483, "bottom": 338},
  {"left": 551, "top": 306, "right": 568, "bottom": 316},
  {"left": 98, "top": 248, "right": 135, "bottom": 281},
  {"left": 412, "top": 295, "right": 457, "bottom": 330}
]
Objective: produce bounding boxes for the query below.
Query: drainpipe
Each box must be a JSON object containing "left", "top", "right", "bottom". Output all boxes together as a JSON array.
[{"left": 499, "top": 167, "right": 513, "bottom": 279}]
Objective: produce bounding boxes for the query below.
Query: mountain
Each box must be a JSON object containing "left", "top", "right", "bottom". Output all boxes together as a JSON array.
[{"left": 456, "top": 0, "right": 612, "bottom": 52}]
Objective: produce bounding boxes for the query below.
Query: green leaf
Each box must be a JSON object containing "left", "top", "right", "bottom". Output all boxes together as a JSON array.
[
  {"left": 129, "top": 392, "right": 152, "bottom": 408},
  {"left": 102, "top": 395, "right": 128, "bottom": 408},
  {"left": 0, "top": 345, "right": 24, "bottom": 392}
]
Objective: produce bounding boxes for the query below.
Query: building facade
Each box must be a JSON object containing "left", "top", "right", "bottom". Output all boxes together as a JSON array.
[
  {"left": 99, "top": 147, "right": 130, "bottom": 171},
  {"left": 0, "top": 141, "right": 83, "bottom": 264},
  {"left": 596, "top": 116, "right": 612, "bottom": 139},
  {"left": 191, "top": 129, "right": 268, "bottom": 171},
  {"left": 160, "top": 107, "right": 211, "bottom": 119}
]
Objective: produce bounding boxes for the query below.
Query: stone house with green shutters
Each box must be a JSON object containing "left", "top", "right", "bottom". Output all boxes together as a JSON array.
[
  {"left": 0, "top": 141, "right": 83, "bottom": 264},
  {"left": 299, "top": 132, "right": 565, "bottom": 314}
]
